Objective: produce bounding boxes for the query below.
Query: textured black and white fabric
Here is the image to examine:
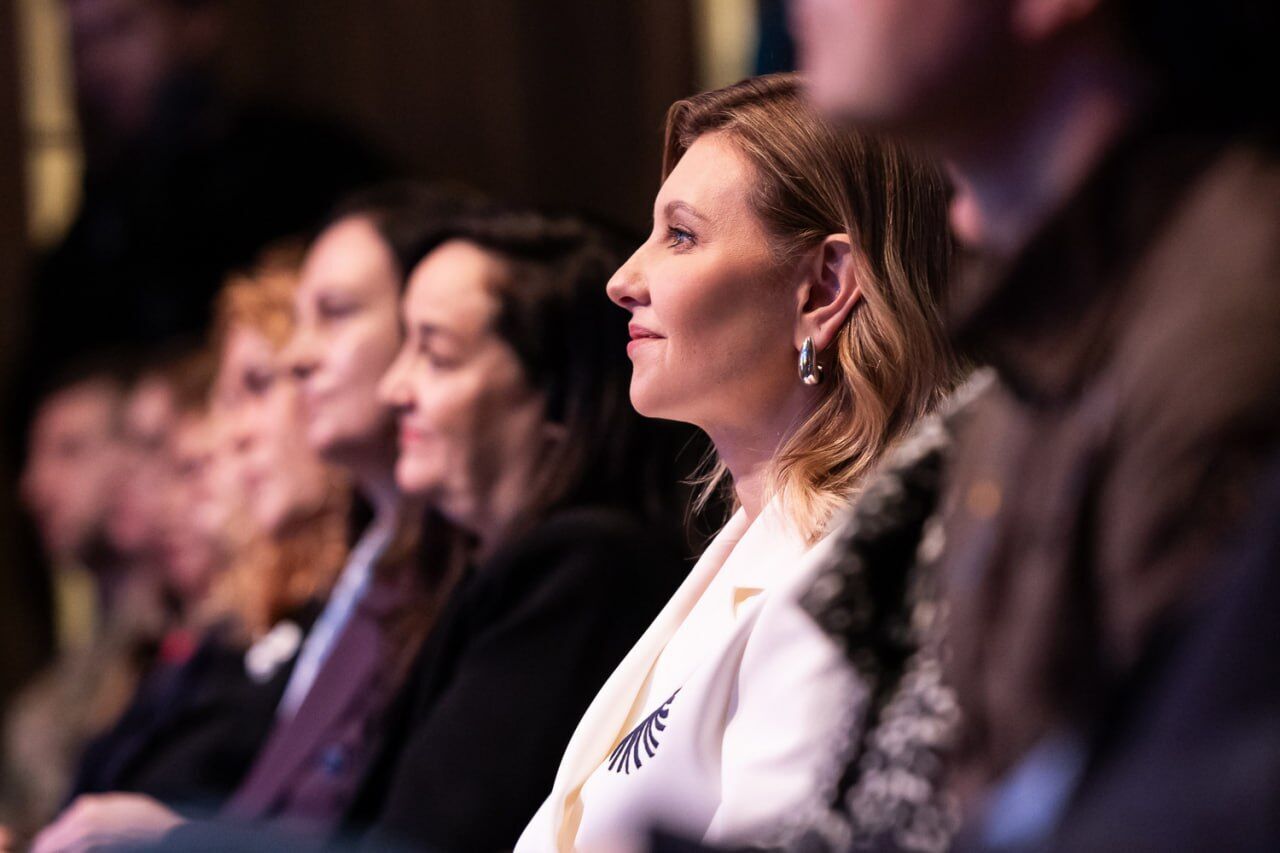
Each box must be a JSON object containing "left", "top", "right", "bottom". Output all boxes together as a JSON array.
[{"left": 792, "top": 372, "right": 993, "bottom": 853}]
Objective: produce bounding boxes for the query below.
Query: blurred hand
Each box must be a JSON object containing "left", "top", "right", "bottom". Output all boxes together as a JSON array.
[
  {"left": 31, "top": 794, "right": 183, "bottom": 853},
  {"left": 0, "top": 824, "right": 14, "bottom": 851}
]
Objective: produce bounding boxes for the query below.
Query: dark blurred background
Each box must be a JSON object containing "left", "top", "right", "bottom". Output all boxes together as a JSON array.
[{"left": 0, "top": 0, "right": 796, "bottom": 728}]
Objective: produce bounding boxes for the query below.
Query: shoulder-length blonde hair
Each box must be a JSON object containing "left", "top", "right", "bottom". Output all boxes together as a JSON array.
[{"left": 664, "top": 73, "right": 957, "bottom": 540}]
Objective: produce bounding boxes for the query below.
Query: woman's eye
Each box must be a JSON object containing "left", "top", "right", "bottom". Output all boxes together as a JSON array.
[
  {"left": 244, "top": 371, "right": 274, "bottom": 395},
  {"left": 418, "top": 344, "right": 460, "bottom": 370},
  {"left": 666, "top": 226, "right": 695, "bottom": 248},
  {"left": 318, "top": 298, "right": 356, "bottom": 320}
]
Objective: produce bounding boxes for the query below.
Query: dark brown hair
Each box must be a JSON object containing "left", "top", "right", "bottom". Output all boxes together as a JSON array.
[
  {"left": 414, "top": 210, "right": 696, "bottom": 544},
  {"left": 324, "top": 181, "right": 494, "bottom": 284}
]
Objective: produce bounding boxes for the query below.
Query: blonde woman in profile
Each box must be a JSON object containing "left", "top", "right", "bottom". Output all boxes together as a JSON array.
[{"left": 516, "top": 73, "right": 957, "bottom": 852}]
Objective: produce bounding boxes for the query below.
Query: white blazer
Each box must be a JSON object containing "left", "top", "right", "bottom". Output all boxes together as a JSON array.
[{"left": 515, "top": 499, "right": 866, "bottom": 852}]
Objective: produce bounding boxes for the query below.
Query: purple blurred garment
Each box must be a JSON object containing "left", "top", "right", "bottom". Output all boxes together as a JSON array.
[{"left": 223, "top": 541, "right": 428, "bottom": 837}]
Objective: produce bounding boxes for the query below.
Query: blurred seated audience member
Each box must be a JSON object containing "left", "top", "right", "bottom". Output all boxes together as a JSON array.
[
  {"left": 338, "top": 211, "right": 693, "bottom": 851},
  {"left": 32, "top": 185, "right": 474, "bottom": 853},
  {"left": 793, "top": 0, "right": 1280, "bottom": 846},
  {"left": 517, "top": 73, "right": 957, "bottom": 852},
  {"left": 1, "top": 365, "right": 164, "bottom": 840},
  {"left": 153, "top": 352, "right": 233, "bottom": 630},
  {"left": 19, "top": 367, "right": 132, "bottom": 653},
  {"left": 66, "top": 247, "right": 351, "bottom": 816},
  {"left": 105, "top": 363, "right": 185, "bottom": 586}
]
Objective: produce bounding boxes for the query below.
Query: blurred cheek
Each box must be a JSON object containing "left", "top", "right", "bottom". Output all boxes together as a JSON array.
[{"left": 407, "top": 371, "right": 487, "bottom": 490}]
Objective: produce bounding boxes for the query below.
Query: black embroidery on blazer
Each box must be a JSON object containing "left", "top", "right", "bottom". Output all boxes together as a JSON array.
[{"left": 608, "top": 690, "right": 679, "bottom": 775}]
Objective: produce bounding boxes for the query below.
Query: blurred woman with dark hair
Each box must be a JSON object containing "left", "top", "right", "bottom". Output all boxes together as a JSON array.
[{"left": 343, "top": 210, "right": 692, "bottom": 852}]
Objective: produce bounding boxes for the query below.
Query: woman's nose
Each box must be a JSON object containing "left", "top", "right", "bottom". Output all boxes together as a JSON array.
[
  {"left": 283, "top": 331, "right": 320, "bottom": 382},
  {"left": 229, "top": 421, "right": 254, "bottom": 456},
  {"left": 606, "top": 248, "right": 648, "bottom": 309},
  {"left": 377, "top": 349, "right": 413, "bottom": 410}
]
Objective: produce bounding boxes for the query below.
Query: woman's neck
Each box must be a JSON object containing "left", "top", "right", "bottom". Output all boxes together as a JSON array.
[
  {"left": 468, "top": 452, "right": 543, "bottom": 564},
  {"left": 707, "top": 389, "right": 809, "bottom": 522},
  {"left": 354, "top": 468, "right": 402, "bottom": 530},
  {"left": 343, "top": 428, "right": 404, "bottom": 529}
]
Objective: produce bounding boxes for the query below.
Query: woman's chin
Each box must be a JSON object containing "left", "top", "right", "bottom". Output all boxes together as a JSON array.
[
  {"left": 628, "top": 379, "right": 665, "bottom": 419},
  {"left": 629, "top": 382, "right": 691, "bottom": 424},
  {"left": 393, "top": 458, "right": 441, "bottom": 501}
]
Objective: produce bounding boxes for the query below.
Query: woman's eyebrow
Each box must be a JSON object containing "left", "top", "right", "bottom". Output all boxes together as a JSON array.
[{"left": 663, "top": 200, "right": 708, "bottom": 223}]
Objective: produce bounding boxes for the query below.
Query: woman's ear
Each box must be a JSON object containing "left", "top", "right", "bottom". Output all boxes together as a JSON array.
[{"left": 795, "top": 234, "right": 862, "bottom": 352}]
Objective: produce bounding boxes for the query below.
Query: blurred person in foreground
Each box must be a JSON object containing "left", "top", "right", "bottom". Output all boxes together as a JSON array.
[
  {"left": 33, "top": 186, "right": 471, "bottom": 852},
  {"left": 516, "top": 73, "right": 958, "bottom": 852},
  {"left": 793, "top": 0, "right": 1280, "bottom": 847},
  {"left": 64, "top": 248, "right": 350, "bottom": 818}
]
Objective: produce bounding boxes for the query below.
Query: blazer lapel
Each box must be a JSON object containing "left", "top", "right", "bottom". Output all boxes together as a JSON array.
[
  {"left": 542, "top": 498, "right": 830, "bottom": 846},
  {"left": 542, "top": 509, "right": 752, "bottom": 840}
]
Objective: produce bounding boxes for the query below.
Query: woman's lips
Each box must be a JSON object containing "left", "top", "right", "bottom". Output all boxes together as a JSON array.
[
  {"left": 399, "top": 424, "right": 430, "bottom": 446},
  {"left": 627, "top": 323, "right": 664, "bottom": 356}
]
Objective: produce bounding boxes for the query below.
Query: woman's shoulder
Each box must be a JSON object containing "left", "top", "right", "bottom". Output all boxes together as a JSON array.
[
  {"left": 511, "top": 504, "right": 680, "bottom": 560},
  {"left": 486, "top": 504, "right": 688, "bottom": 598}
]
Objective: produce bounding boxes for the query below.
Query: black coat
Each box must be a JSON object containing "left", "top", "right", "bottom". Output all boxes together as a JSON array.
[
  {"left": 347, "top": 505, "right": 689, "bottom": 852},
  {"left": 70, "top": 611, "right": 315, "bottom": 815}
]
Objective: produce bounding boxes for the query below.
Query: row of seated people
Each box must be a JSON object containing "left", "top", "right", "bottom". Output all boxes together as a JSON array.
[
  {"left": 7, "top": 73, "right": 957, "bottom": 852},
  {"left": 7, "top": 3, "right": 1280, "bottom": 843}
]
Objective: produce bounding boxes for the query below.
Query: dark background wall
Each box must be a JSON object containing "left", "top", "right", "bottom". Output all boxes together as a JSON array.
[
  {"left": 2, "top": 0, "right": 55, "bottom": 715},
  {"left": 218, "top": 0, "right": 698, "bottom": 233}
]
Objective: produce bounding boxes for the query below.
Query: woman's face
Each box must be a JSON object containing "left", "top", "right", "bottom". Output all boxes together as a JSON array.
[
  {"left": 286, "top": 217, "right": 403, "bottom": 468},
  {"left": 107, "top": 376, "right": 176, "bottom": 561},
  {"left": 379, "top": 240, "right": 548, "bottom": 535},
  {"left": 216, "top": 323, "right": 331, "bottom": 535},
  {"left": 606, "top": 133, "right": 800, "bottom": 435},
  {"left": 161, "top": 412, "right": 227, "bottom": 606}
]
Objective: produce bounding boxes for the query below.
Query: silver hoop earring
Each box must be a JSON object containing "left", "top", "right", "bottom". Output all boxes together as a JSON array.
[{"left": 798, "top": 336, "right": 824, "bottom": 386}]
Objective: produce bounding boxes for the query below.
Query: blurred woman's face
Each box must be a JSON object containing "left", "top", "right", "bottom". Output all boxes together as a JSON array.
[
  {"left": 108, "top": 376, "right": 176, "bottom": 561},
  {"left": 606, "top": 133, "right": 799, "bottom": 435},
  {"left": 286, "top": 217, "right": 403, "bottom": 468},
  {"left": 379, "top": 240, "right": 549, "bottom": 536},
  {"left": 161, "top": 412, "right": 228, "bottom": 605},
  {"left": 20, "top": 380, "right": 124, "bottom": 560},
  {"left": 217, "top": 323, "right": 331, "bottom": 535}
]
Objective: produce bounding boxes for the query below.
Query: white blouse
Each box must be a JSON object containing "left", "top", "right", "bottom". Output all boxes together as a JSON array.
[{"left": 515, "top": 499, "right": 865, "bottom": 852}]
